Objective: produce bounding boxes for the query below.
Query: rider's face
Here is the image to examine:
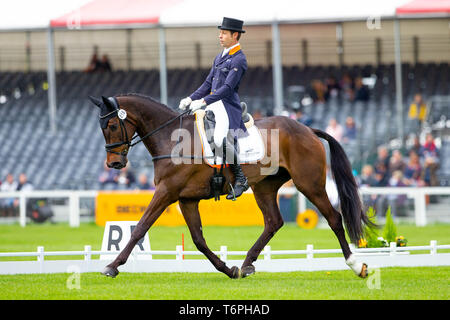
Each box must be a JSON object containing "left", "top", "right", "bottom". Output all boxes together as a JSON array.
[{"left": 219, "top": 30, "right": 237, "bottom": 48}]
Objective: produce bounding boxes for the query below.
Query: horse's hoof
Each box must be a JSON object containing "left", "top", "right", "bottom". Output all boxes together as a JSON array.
[
  {"left": 359, "top": 263, "right": 368, "bottom": 278},
  {"left": 230, "top": 266, "right": 241, "bottom": 279},
  {"left": 241, "top": 265, "right": 256, "bottom": 278},
  {"left": 101, "top": 266, "right": 119, "bottom": 278}
]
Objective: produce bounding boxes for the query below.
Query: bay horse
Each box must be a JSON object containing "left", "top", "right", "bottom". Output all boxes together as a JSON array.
[{"left": 89, "top": 94, "right": 372, "bottom": 279}]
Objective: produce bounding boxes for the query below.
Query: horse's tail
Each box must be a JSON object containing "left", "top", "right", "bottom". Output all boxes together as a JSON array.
[{"left": 312, "top": 128, "right": 375, "bottom": 243}]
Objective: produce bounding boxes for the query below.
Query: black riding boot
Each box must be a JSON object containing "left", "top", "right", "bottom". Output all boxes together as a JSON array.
[
  {"left": 225, "top": 138, "right": 249, "bottom": 200},
  {"left": 226, "top": 163, "right": 249, "bottom": 200}
]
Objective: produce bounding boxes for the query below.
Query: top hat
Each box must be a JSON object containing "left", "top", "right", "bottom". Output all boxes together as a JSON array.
[{"left": 218, "top": 17, "right": 246, "bottom": 33}]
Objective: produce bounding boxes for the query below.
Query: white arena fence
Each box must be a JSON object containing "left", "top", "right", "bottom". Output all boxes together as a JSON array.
[
  {"left": 0, "top": 187, "right": 449, "bottom": 227},
  {"left": 0, "top": 241, "right": 449, "bottom": 275}
]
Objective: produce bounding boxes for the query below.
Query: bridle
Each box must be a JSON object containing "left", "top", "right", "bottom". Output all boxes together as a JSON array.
[{"left": 101, "top": 97, "right": 191, "bottom": 158}]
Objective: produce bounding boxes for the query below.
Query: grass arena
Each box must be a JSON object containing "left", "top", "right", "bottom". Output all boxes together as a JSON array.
[
  {"left": 0, "top": 223, "right": 449, "bottom": 299},
  {"left": 1, "top": 0, "right": 450, "bottom": 305}
]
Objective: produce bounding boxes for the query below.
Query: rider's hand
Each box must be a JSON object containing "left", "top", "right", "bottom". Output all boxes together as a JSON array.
[
  {"left": 189, "top": 99, "right": 206, "bottom": 112},
  {"left": 178, "top": 97, "right": 192, "bottom": 110}
]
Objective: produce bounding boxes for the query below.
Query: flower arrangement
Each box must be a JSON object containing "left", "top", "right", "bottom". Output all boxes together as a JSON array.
[{"left": 357, "top": 206, "right": 407, "bottom": 248}]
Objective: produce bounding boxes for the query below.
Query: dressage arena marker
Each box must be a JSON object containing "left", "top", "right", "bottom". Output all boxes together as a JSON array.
[
  {"left": 0, "top": 241, "right": 449, "bottom": 275},
  {"left": 100, "top": 221, "right": 152, "bottom": 260}
]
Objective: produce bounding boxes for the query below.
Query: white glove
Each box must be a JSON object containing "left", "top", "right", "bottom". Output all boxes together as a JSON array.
[
  {"left": 178, "top": 97, "right": 192, "bottom": 110},
  {"left": 189, "top": 99, "right": 206, "bottom": 112}
]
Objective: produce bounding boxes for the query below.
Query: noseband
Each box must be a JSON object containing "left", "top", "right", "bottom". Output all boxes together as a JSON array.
[{"left": 100, "top": 97, "right": 191, "bottom": 157}]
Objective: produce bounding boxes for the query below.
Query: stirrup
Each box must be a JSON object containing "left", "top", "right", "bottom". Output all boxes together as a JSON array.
[{"left": 227, "top": 182, "right": 236, "bottom": 201}]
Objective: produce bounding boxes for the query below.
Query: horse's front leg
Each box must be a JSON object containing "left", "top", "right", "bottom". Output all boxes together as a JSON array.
[
  {"left": 102, "top": 187, "right": 174, "bottom": 278},
  {"left": 179, "top": 199, "right": 240, "bottom": 279}
]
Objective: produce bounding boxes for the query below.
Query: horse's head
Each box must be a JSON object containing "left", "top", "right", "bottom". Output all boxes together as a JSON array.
[{"left": 89, "top": 95, "right": 137, "bottom": 170}]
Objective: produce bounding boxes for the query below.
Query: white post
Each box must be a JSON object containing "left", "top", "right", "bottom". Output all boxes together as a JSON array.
[
  {"left": 430, "top": 240, "right": 437, "bottom": 255},
  {"left": 37, "top": 246, "right": 44, "bottom": 274},
  {"left": 389, "top": 242, "right": 397, "bottom": 256},
  {"left": 84, "top": 245, "right": 91, "bottom": 272},
  {"left": 263, "top": 245, "right": 271, "bottom": 261},
  {"left": 271, "top": 20, "right": 284, "bottom": 115},
  {"left": 220, "top": 246, "right": 228, "bottom": 261},
  {"left": 69, "top": 193, "right": 80, "bottom": 227},
  {"left": 393, "top": 18, "right": 404, "bottom": 144},
  {"left": 19, "top": 193, "right": 26, "bottom": 227},
  {"left": 414, "top": 189, "right": 427, "bottom": 226},
  {"left": 306, "top": 244, "right": 314, "bottom": 259},
  {"left": 158, "top": 27, "right": 168, "bottom": 105},
  {"left": 46, "top": 27, "right": 57, "bottom": 135},
  {"left": 298, "top": 193, "right": 306, "bottom": 214},
  {"left": 176, "top": 245, "right": 183, "bottom": 261}
]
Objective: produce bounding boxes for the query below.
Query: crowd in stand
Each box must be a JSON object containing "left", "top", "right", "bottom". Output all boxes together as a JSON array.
[
  {"left": 97, "top": 160, "right": 154, "bottom": 190},
  {"left": 307, "top": 73, "right": 370, "bottom": 104},
  {"left": 0, "top": 173, "right": 34, "bottom": 217},
  {"left": 359, "top": 133, "right": 440, "bottom": 189},
  {"left": 357, "top": 133, "right": 440, "bottom": 215}
]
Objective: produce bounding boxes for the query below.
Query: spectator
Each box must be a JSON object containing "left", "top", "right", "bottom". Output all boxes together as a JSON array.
[
  {"left": 387, "top": 170, "right": 408, "bottom": 216},
  {"left": 404, "top": 150, "right": 425, "bottom": 186},
  {"left": 325, "top": 118, "right": 344, "bottom": 142},
  {"left": 408, "top": 93, "right": 427, "bottom": 128},
  {"left": 388, "top": 149, "right": 406, "bottom": 175},
  {"left": 98, "top": 160, "right": 119, "bottom": 188},
  {"left": 12, "top": 174, "right": 34, "bottom": 211},
  {"left": 117, "top": 163, "right": 136, "bottom": 189},
  {"left": 84, "top": 53, "right": 101, "bottom": 73},
  {"left": 135, "top": 173, "right": 154, "bottom": 190},
  {"left": 278, "top": 180, "right": 297, "bottom": 221},
  {"left": 339, "top": 73, "right": 354, "bottom": 101},
  {"left": 309, "top": 80, "right": 327, "bottom": 104},
  {"left": 342, "top": 116, "right": 357, "bottom": 143},
  {"left": 409, "top": 135, "right": 424, "bottom": 159},
  {"left": 421, "top": 133, "right": 439, "bottom": 187},
  {"left": 359, "top": 164, "right": 378, "bottom": 187},
  {"left": 325, "top": 75, "right": 341, "bottom": 99},
  {"left": 16, "top": 173, "right": 33, "bottom": 191},
  {"left": 0, "top": 174, "right": 18, "bottom": 217},
  {"left": 295, "top": 109, "right": 313, "bottom": 127},
  {"left": 422, "top": 133, "right": 439, "bottom": 162},
  {"left": 99, "top": 54, "right": 112, "bottom": 72},
  {"left": 374, "top": 146, "right": 390, "bottom": 186},
  {"left": 358, "top": 164, "right": 378, "bottom": 209},
  {"left": 1, "top": 174, "right": 18, "bottom": 192},
  {"left": 353, "top": 77, "right": 370, "bottom": 102}
]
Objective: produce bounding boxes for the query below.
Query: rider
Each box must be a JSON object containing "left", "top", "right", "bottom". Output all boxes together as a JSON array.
[{"left": 179, "top": 17, "right": 249, "bottom": 200}]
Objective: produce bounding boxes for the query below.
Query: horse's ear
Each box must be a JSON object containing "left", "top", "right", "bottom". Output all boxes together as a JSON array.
[
  {"left": 102, "top": 96, "right": 111, "bottom": 107},
  {"left": 88, "top": 95, "right": 102, "bottom": 107}
]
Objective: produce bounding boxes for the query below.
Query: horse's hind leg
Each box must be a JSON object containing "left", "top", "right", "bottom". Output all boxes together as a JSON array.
[
  {"left": 179, "top": 199, "right": 240, "bottom": 279},
  {"left": 241, "top": 173, "right": 288, "bottom": 277},
  {"left": 289, "top": 160, "right": 354, "bottom": 261}
]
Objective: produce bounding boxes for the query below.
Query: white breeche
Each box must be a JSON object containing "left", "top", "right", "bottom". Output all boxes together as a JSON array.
[{"left": 205, "top": 100, "right": 229, "bottom": 148}]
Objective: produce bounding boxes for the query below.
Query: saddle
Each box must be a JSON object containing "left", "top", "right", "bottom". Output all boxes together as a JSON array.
[{"left": 194, "top": 102, "right": 264, "bottom": 168}]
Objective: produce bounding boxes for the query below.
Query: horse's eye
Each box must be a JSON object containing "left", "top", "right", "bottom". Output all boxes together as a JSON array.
[{"left": 110, "top": 124, "right": 118, "bottom": 132}]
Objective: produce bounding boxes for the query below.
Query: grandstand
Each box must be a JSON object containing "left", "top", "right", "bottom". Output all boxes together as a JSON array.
[
  {"left": 1, "top": 61, "right": 449, "bottom": 190},
  {"left": 0, "top": 0, "right": 449, "bottom": 223}
]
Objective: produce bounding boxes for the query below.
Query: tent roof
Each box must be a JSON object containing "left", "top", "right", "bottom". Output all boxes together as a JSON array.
[
  {"left": 396, "top": 0, "right": 450, "bottom": 14},
  {"left": 0, "top": 0, "right": 91, "bottom": 31},
  {"left": 50, "top": 0, "right": 413, "bottom": 30},
  {"left": 50, "top": 0, "right": 182, "bottom": 28},
  {"left": 158, "top": 0, "right": 411, "bottom": 27},
  {"left": 2, "top": 0, "right": 447, "bottom": 31}
]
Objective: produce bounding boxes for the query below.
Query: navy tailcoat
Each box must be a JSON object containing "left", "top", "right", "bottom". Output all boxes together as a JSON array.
[{"left": 190, "top": 45, "right": 247, "bottom": 134}]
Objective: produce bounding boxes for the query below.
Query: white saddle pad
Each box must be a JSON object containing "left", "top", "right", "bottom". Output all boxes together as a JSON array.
[{"left": 194, "top": 109, "right": 265, "bottom": 166}]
